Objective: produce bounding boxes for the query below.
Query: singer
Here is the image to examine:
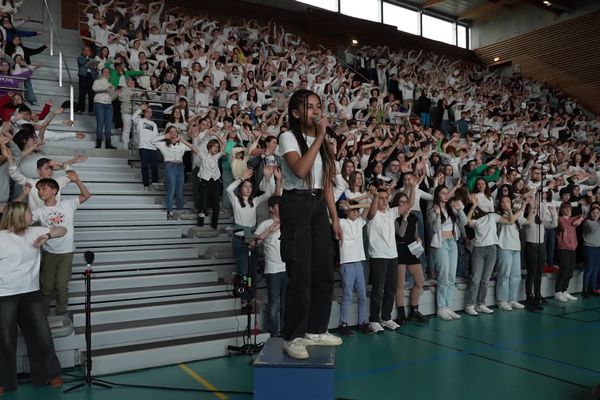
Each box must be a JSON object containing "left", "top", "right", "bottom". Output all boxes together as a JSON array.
[{"left": 278, "top": 90, "right": 343, "bottom": 359}]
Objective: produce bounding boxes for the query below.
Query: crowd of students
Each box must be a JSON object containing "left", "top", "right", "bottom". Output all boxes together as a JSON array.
[{"left": 2, "top": 0, "right": 600, "bottom": 391}]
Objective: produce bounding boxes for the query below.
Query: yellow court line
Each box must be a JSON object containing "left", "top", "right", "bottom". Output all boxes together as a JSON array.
[{"left": 178, "top": 363, "right": 228, "bottom": 400}]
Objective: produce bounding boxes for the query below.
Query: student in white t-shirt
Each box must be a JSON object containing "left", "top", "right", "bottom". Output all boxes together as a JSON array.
[
  {"left": 464, "top": 193, "right": 520, "bottom": 316},
  {"left": 254, "top": 196, "right": 286, "bottom": 337},
  {"left": 278, "top": 90, "right": 343, "bottom": 360},
  {"left": 337, "top": 199, "right": 373, "bottom": 336},
  {"left": 366, "top": 185, "right": 414, "bottom": 333},
  {"left": 0, "top": 202, "right": 67, "bottom": 393},
  {"left": 151, "top": 126, "right": 199, "bottom": 220},
  {"left": 32, "top": 173, "right": 91, "bottom": 316}
]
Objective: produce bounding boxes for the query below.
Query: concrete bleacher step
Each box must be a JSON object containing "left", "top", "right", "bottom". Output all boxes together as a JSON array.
[
  {"left": 75, "top": 309, "right": 247, "bottom": 348},
  {"left": 72, "top": 295, "right": 237, "bottom": 326},
  {"left": 68, "top": 281, "right": 231, "bottom": 307},
  {"left": 63, "top": 182, "right": 191, "bottom": 195},
  {"left": 74, "top": 219, "right": 230, "bottom": 229},
  {"left": 69, "top": 270, "right": 219, "bottom": 293},
  {"left": 72, "top": 247, "right": 198, "bottom": 264},
  {"left": 71, "top": 257, "right": 236, "bottom": 275},
  {"left": 75, "top": 209, "right": 183, "bottom": 222},
  {"left": 74, "top": 226, "right": 183, "bottom": 241},
  {"left": 75, "top": 236, "right": 230, "bottom": 252},
  {"left": 86, "top": 331, "right": 270, "bottom": 376}
]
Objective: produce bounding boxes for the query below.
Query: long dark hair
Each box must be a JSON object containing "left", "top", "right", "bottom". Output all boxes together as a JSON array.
[
  {"left": 432, "top": 184, "right": 456, "bottom": 223},
  {"left": 283, "top": 89, "right": 336, "bottom": 192},
  {"left": 236, "top": 179, "right": 255, "bottom": 208}
]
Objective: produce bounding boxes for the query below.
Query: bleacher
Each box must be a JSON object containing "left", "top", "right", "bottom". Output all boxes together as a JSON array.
[{"left": 11, "top": 0, "right": 584, "bottom": 377}]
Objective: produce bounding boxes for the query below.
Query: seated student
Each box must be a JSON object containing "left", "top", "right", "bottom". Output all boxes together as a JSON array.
[
  {"left": 254, "top": 196, "right": 286, "bottom": 337},
  {"left": 338, "top": 199, "right": 373, "bottom": 336},
  {"left": 32, "top": 173, "right": 91, "bottom": 316}
]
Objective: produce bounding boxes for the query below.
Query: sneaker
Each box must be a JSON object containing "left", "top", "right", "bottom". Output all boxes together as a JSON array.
[
  {"left": 476, "top": 305, "right": 494, "bottom": 314},
  {"left": 409, "top": 309, "right": 426, "bottom": 322},
  {"left": 143, "top": 186, "right": 150, "bottom": 191},
  {"left": 563, "top": 292, "right": 578, "bottom": 301},
  {"left": 357, "top": 323, "right": 374, "bottom": 335},
  {"left": 498, "top": 302, "right": 513, "bottom": 311},
  {"left": 369, "top": 321, "right": 385, "bottom": 333},
  {"left": 283, "top": 338, "right": 309, "bottom": 359},
  {"left": 167, "top": 212, "right": 175, "bottom": 220},
  {"left": 337, "top": 323, "right": 355, "bottom": 337},
  {"left": 49, "top": 376, "right": 64, "bottom": 388},
  {"left": 304, "top": 332, "right": 342, "bottom": 346},
  {"left": 465, "top": 305, "right": 478, "bottom": 316},
  {"left": 447, "top": 309, "right": 461, "bottom": 320},
  {"left": 197, "top": 213, "right": 205, "bottom": 227},
  {"left": 509, "top": 301, "right": 525, "bottom": 309},
  {"left": 437, "top": 308, "right": 453, "bottom": 321},
  {"left": 554, "top": 292, "right": 567, "bottom": 302},
  {"left": 381, "top": 319, "right": 400, "bottom": 330}
]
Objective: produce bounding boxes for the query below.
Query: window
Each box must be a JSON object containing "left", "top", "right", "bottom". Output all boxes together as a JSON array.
[
  {"left": 296, "top": 0, "right": 338, "bottom": 12},
  {"left": 340, "top": 0, "right": 381, "bottom": 23},
  {"left": 421, "top": 14, "right": 455, "bottom": 45},
  {"left": 457, "top": 25, "right": 467, "bottom": 48},
  {"left": 382, "top": 2, "right": 419, "bottom": 36}
]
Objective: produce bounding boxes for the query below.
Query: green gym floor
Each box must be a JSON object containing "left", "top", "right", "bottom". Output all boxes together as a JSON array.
[{"left": 7, "top": 297, "right": 600, "bottom": 400}]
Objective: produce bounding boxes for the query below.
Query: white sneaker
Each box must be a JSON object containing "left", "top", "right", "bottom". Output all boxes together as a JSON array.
[
  {"left": 564, "top": 292, "right": 578, "bottom": 301},
  {"left": 143, "top": 186, "right": 150, "bottom": 191},
  {"left": 303, "top": 332, "right": 342, "bottom": 346},
  {"left": 447, "top": 309, "right": 461, "bottom": 319},
  {"left": 381, "top": 319, "right": 400, "bottom": 330},
  {"left": 509, "top": 301, "right": 525, "bottom": 309},
  {"left": 283, "top": 338, "right": 309, "bottom": 359},
  {"left": 465, "top": 305, "right": 478, "bottom": 316},
  {"left": 498, "top": 302, "right": 513, "bottom": 311},
  {"left": 437, "top": 308, "right": 453, "bottom": 321},
  {"left": 554, "top": 292, "right": 568, "bottom": 302},
  {"left": 476, "top": 305, "right": 494, "bottom": 314},
  {"left": 369, "top": 322, "right": 384, "bottom": 333}
]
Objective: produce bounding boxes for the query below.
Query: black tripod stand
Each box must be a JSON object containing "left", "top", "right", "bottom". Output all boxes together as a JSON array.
[
  {"left": 228, "top": 234, "right": 264, "bottom": 362},
  {"left": 64, "top": 251, "right": 112, "bottom": 393}
]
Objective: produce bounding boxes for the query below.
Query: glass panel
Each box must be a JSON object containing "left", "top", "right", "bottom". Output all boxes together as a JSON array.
[
  {"left": 382, "top": 2, "right": 419, "bottom": 35},
  {"left": 296, "top": 0, "right": 338, "bottom": 12},
  {"left": 340, "top": 0, "right": 381, "bottom": 23},
  {"left": 422, "top": 14, "right": 455, "bottom": 45},
  {"left": 457, "top": 25, "right": 467, "bottom": 48}
]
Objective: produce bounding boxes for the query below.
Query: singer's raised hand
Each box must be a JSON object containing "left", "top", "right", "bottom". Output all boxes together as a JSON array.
[{"left": 315, "top": 116, "right": 329, "bottom": 139}]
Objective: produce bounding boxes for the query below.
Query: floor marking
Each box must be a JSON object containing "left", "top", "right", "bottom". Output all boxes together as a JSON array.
[{"left": 179, "top": 363, "right": 228, "bottom": 400}]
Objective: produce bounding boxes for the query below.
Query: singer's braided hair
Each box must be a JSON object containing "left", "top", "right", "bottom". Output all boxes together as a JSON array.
[{"left": 284, "top": 89, "right": 336, "bottom": 192}]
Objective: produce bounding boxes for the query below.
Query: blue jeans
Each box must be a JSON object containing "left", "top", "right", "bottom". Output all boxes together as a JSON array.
[
  {"left": 545, "top": 228, "right": 556, "bottom": 266},
  {"left": 340, "top": 262, "right": 368, "bottom": 325},
  {"left": 432, "top": 239, "right": 458, "bottom": 308},
  {"left": 441, "top": 119, "right": 452, "bottom": 138},
  {"left": 420, "top": 112, "right": 430, "bottom": 128},
  {"left": 496, "top": 248, "right": 521, "bottom": 302},
  {"left": 466, "top": 245, "right": 497, "bottom": 307},
  {"left": 165, "top": 162, "right": 184, "bottom": 212},
  {"left": 24, "top": 79, "right": 37, "bottom": 104},
  {"left": 266, "top": 272, "right": 287, "bottom": 337},
  {"left": 584, "top": 246, "right": 600, "bottom": 292},
  {"left": 233, "top": 235, "right": 249, "bottom": 276},
  {"left": 94, "top": 102, "right": 113, "bottom": 141}
]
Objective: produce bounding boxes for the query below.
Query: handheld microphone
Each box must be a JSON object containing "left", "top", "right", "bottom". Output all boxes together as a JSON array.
[{"left": 312, "top": 116, "right": 339, "bottom": 138}]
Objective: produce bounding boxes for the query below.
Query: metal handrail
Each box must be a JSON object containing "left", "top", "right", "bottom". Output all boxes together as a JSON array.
[{"left": 41, "top": 0, "right": 75, "bottom": 121}]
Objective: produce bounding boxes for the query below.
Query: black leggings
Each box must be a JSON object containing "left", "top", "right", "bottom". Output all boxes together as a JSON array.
[
  {"left": 556, "top": 249, "right": 576, "bottom": 292},
  {"left": 525, "top": 242, "right": 545, "bottom": 298},
  {"left": 280, "top": 192, "right": 334, "bottom": 341}
]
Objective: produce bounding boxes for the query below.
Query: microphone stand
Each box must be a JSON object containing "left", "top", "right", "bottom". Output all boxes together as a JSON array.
[
  {"left": 227, "top": 236, "right": 264, "bottom": 364},
  {"left": 64, "top": 251, "right": 112, "bottom": 393}
]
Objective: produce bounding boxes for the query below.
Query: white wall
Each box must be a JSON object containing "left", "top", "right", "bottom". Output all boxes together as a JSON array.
[{"left": 471, "top": 0, "right": 600, "bottom": 48}]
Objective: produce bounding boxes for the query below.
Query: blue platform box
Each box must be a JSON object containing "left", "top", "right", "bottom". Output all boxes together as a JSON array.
[{"left": 253, "top": 338, "right": 336, "bottom": 400}]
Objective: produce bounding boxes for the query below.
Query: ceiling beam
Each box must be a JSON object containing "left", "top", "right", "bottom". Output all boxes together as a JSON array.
[
  {"left": 457, "top": 0, "right": 515, "bottom": 20},
  {"left": 422, "top": 0, "right": 446, "bottom": 8}
]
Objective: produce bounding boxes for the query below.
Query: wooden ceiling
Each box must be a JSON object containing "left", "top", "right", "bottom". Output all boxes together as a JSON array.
[{"left": 399, "top": 0, "right": 576, "bottom": 21}]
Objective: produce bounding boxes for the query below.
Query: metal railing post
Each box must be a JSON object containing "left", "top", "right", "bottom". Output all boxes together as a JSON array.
[
  {"left": 69, "top": 85, "right": 74, "bottom": 121},
  {"left": 59, "top": 50, "right": 63, "bottom": 87}
]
